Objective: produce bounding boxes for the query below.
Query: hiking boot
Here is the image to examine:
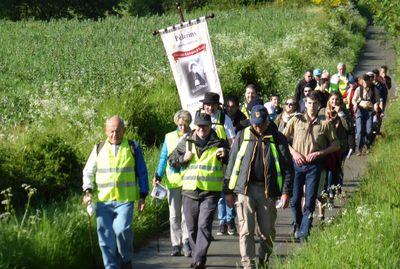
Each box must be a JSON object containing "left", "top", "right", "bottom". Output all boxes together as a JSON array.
[
  {"left": 182, "top": 240, "right": 192, "bottom": 257},
  {"left": 227, "top": 220, "right": 237, "bottom": 235},
  {"left": 217, "top": 223, "right": 227, "bottom": 235},
  {"left": 293, "top": 225, "right": 300, "bottom": 240},
  {"left": 170, "top": 245, "right": 181, "bottom": 256}
]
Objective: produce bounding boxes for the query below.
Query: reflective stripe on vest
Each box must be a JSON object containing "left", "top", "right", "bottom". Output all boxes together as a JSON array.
[
  {"left": 229, "top": 127, "right": 283, "bottom": 192},
  {"left": 213, "top": 110, "right": 227, "bottom": 140},
  {"left": 182, "top": 141, "right": 224, "bottom": 191},
  {"left": 95, "top": 137, "right": 139, "bottom": 202},
  {"left": 164, "top": 131, "right": 184, "bottom": 189}
]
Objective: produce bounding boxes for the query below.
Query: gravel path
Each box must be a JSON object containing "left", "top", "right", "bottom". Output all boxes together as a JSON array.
[{"left": 132, "top": 25, "right": 397, "bottom": 269}]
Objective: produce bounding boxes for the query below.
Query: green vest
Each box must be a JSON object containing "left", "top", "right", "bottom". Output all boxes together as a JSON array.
[
  {"left": 95, "top": 137, "right": 139, "bottom": 202},
  {"left": 229, "top": 127, "right": 283, "bottom": 192},
  {"left": 213, "top": 110, "right": 227, "bottom": 140},
  {"left": 182, "top": 141, "right": 224, "bottom": 191},
  {"left": 164, "top": 131, "right": 184, "bottom": 189}
]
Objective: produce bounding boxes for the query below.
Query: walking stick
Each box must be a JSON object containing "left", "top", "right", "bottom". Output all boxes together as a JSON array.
[
  {"left": 156, "top": 198, "right": 160, "bottom": 253},
  {"left": 86, "top": 203, "right": 97, "bottom": 268}
]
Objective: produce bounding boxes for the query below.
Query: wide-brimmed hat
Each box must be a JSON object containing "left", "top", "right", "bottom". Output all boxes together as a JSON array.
[{"left": 200, "top": 92, "right": 221, "bottom": 104}]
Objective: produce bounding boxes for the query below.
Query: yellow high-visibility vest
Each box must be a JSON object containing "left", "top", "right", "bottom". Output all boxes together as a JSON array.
[
  {"left": 182, "top": 141, "right": 224, "bottom": 191},
  {"left": 241, "top": 104, "right": 250, "bottom": 119},
  {"left": 164, "top": 131, "right": 184, "bottom": 189},
  {"left": 229, "top": 127, "right": 282, "bottom": 192},
  {"left": 213, "top": 110, "right": 227, "bottom": 141},
  {"left": 95, "top": 137, "right": 139, "bottom": 202}
]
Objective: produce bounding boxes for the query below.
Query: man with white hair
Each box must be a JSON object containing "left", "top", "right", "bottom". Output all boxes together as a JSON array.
[{"left": 82, "top": 116, "right": 149, "bottom": 269}]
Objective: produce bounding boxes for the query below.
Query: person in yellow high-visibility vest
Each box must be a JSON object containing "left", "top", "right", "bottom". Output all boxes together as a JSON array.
[
  {"left": 224, "top": 105, "right": 293, "bottom": 269},
  {"left": 82, "top": 116, "right": 149, "bottom": 269},
  {"left": 168, "top": 112, "right": 229, "bottom": 269},
  {"left": 240, "top": 84, "right": 258, "bottom": 119},
  {"left": 153, "top": 110, "right": 192, "bottom": 257}
]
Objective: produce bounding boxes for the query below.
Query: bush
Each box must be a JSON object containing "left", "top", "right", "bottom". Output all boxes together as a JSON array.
[{"left": 0, "top": 130, "right": 82, "bottom": 203}]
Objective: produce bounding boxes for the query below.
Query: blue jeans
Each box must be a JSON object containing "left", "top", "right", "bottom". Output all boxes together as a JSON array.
[
  {"left": 96, "top": 201, "right": 134, "bottom": 269},
  {"left": 217, "top": 195, "right": 236, "bottom": 225},
  {"left": 356, "top": 108, "right": 373, "bottom": 151},
  {"left": 291, "top": 162, "right": 321, "bottom": 239}
]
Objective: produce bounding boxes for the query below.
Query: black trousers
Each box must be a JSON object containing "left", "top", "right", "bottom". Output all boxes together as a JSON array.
[{"left": 183, "top": 195, "right": 218, "bottom": 264}]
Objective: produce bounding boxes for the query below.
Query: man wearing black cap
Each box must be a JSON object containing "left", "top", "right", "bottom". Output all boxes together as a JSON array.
[
  {"left": 199, "top": 92, "right": 236, "bottom": 146},
  {"left": 168, "top": 112, "right": 230, "bottom": 269},
  {"left": 224, "top": 105, "right": 293, "bottom": 269}
]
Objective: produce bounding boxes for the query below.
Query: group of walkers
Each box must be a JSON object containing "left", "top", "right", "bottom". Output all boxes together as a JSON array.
[{"left": 81, "top": 62, "right": 392, "bottom": 269}]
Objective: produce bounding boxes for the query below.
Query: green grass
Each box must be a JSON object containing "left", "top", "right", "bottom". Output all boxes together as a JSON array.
[{"left": 276, "top": 80, "right": 400, "bottom": 268}]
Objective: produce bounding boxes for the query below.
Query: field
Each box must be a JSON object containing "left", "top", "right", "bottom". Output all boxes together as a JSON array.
[{"left": 0, "top": 2, "right": 367, "bottom": 268}]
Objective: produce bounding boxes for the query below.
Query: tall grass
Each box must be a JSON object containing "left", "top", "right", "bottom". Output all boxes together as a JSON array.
[{"left": 275, "top": 86, "right": 400, "bottom": 268}]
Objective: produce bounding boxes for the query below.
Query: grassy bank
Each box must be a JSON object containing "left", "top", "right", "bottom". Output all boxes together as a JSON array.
[{"left": 276, "top": 72, "right": 400, "bottom": 268}]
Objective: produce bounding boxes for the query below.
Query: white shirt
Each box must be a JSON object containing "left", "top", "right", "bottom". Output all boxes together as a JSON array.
[{"left": 211, "top": 111, "right": 236, "bottom": 140}]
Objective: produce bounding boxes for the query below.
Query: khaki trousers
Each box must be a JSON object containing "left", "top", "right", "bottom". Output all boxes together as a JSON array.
[
  {"left": 236, "top": 182, "right": 277, "bottom": 269},
  {"left": 168, "top": 188, "right": 188, "bottom": 247}
]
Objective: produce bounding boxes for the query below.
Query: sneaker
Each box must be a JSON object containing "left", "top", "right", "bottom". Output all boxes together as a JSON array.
[
  {"left": 227, "top": 220, "right": 237, "bottom": 235},
  {"left": 217, "top": 223, "right": 227, "bottom": 235},
  {"left": 182, "top": 241, "right": 192, "bottom": 257},
  {"left": 170, "top": 245, "right": 181, "bottom": 256}
]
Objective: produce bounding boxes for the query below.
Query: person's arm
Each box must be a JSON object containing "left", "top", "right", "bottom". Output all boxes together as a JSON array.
[
  {"left": 352, "top": 88, "right": 360, "bottom": 110},
  {"left": 305, "top": 122, "right": 340, "bottom": 163},
  {"left": 133, "top": 142, "right": 149, "bottom": 199},
  {"left": 223, "top": 130, "right": 243, "bottom": 194},
  {"left": 277, "top": 133, "right": 294, "bottom": 209},
  {"left": 82, "top": 145, "right": 97, "bottom": 193},
  {"left": 154, "top": 138, "right": 168, "bottom": 183},
  {"left": 224, "top": 115, "right": 236, "bottom": 147},
  {"left": 168, "top": 136, "right": 190, "bottom": 168}
]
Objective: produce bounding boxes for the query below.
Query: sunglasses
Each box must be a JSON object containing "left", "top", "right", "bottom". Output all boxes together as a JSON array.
[{"left": 286, "top": 103, "right": 295, "bottom": 106}]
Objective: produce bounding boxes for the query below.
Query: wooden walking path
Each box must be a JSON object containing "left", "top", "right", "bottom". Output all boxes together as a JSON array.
[{"left": 132, "top": 25, "right": 397, "bottom": 269}]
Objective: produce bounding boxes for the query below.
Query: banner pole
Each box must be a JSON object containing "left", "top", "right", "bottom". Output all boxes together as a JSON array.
[
  {"left": 152, "top": 13, "right": 215, "bottom": 36},
  {"left": 176, "top": 2, "right": 185, "bottom": 23}
]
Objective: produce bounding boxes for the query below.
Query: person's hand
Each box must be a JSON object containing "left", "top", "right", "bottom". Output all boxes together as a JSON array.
[
  {"left": 137, "top": 198, "right": 145, "bottom": 212},
  {"left": 225, "top": 194, "right": 236, "bottom": 208},
  {"left": 216, "top": 148, "right": 226, "bottom": 158},
  {"left": 334, "top": 106, "right": 340, "bottom": 113},
  {"left": 280, "top": 194, "right": 290, "bottom": 209},
  {"left": 83, "top": 191, "right": 92, "bottom": 205},
  {"left": 183, "top": 151, "right": 193, "bottom": 162},
  {"left": 306, "top": 151, "right": 322, "bottom": 163},
  {"left": 292, "top": 151, "right": 306, "bottom": 166},
  {"left": 152, "top": 177, "right": 160, "bottom": 187}
]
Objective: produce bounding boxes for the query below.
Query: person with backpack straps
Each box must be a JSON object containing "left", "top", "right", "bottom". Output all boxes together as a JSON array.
[
  {"left": 82, "top": 116, "right": 149, "bottom": 269},
  {"left": 352, "top": 73, "right": 382, "bottom": 155},
  {"left": 224, "top": 105, "right": 293, "bottom": 269}
]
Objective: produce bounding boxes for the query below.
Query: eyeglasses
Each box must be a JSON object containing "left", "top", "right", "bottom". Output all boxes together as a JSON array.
[{"left": 285, "top": 103, "right": 295, "bottom": 106}]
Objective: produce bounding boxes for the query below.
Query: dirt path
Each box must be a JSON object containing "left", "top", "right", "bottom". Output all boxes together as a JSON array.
[{"left": 132, "top": 25, "right": 397, "bottom": 269}]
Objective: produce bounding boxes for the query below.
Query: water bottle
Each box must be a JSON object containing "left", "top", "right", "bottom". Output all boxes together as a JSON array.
[{"left": 86, "top": 201, "right": 95, "bottom": 217}]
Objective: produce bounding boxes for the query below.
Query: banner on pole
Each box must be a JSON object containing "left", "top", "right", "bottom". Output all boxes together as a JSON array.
[{"left": 159, "top": 17, "right": 222, "bottom": 116}]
